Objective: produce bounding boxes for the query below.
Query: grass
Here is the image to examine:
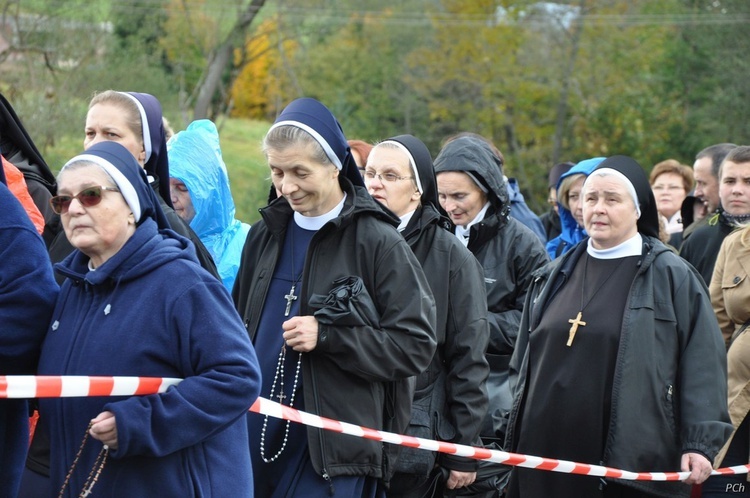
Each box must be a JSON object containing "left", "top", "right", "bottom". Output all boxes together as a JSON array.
[
  {"left": 40, "top": 117, "right": 273, "bottom": 225},
  {"left": 215, "top": 117, "right": 272, "bottom": 225}
]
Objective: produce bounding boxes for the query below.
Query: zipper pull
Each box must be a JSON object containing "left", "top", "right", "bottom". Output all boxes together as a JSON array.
[{"left": 322, "top": 469, "right": 335, "bottom": 496}]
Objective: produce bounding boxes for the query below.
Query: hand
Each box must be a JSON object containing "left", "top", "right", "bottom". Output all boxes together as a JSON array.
[
  {"left": 445, "top": 470, "right": 476, "bottom": 490},
  {"left": 89, "top": 411, "right": 118, "bottom": 450},
  {"left": 282, "top": 316, "right": 319, "bottom": 352},
  {"left": 681, "top": 452, "right": 713, "bottom": 485}
]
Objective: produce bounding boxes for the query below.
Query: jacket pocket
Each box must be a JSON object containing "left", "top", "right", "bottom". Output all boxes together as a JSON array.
[
  {"left": 394, "top": 400, "right": 437, "bottom": 476},
  {"left": 663, "top": 383, "right": 680, "bottom": 444}
]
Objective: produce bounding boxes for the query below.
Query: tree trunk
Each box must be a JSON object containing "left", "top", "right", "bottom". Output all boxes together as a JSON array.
[{"left": 193, "top": 0, "right": 267, "bottom": 119}]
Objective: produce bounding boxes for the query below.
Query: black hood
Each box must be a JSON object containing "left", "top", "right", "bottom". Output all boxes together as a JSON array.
[
  {"left": 433, "top": 136, "right": 509, "bottom": 217},
  {"left": 0, "top": 93, "right": 55, "bottom": 193}
]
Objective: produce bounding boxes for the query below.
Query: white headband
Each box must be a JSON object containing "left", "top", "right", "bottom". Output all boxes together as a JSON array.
[
  {"left": 585, "top": 167, "right": 641, "bottom": 218},
  {"left": 379, "top": 140, "right": 424, "bottom": 194},
  {"left": 118, "top": 92, "right": 152, "bottom": 163},
  {"left": 465, "top": 171, "right": 489, "bottom": 193},
  {"left": 268, "top": 120, "right": 342, "bottom": 170},
  {"left": 62, "top": 154, "right": 142, "bottom": 222}
]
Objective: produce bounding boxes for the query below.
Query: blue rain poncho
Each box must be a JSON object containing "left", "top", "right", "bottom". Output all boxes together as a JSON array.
[{"left": 167, "top": 120, "right": 250, "bottom": 291}]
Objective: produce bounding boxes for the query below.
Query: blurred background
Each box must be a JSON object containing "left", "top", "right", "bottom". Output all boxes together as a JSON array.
[{"left": 1, "top": 0, "right": 748, "bottom": 223}]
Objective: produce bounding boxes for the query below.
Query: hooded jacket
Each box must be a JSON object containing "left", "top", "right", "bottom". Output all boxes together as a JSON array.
[
  {"left": 0, "top": 92, "right": 60, "bottom": 245},
  {"left": 507, "top": 237, "right": 732, "bottom": 498},
  {"left": 0, "top": 180, "right": 58, "bottom": 497},
  {"left": 38, "top": 220, "right": 260, "bottom": 498},
  {"left": 505, "top": 178, "right": 546, "bottom": 243},
  {"left": 233, "top": 176, "right": 437, "bottom": 482},
  {"left": 168, "top": 120, "right": 250, "bottom": 292},
  {"left": 38, "top": 142, "right": 260, "bottom": 497},
  {"left": 382, "top": 135, "right": 489, "bottom": 475},
  {"left": 545, "top": 157, "right": 605, "bottom": 259},
  {"left": 433, "top": 136, "right": 549, "bottom": 441}
]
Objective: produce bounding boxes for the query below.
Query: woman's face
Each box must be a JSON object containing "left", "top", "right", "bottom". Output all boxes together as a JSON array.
[
  {"left": 58, "top": 165, "right": 136, "bottom": 267},
  {"left": 719, "top": 160, "right": 750, "bottom": 217},
  {"left": 268, "top": 143, "right": 342, "bottom": 217},
  {"left": 651, "top": 172, "right": 687, "bottom": 219},
  {"left": 84, "top": 103, "right": 146, "bottom": 166},
  {"left": 169, "top": 177, "right": 196, "bottom": 223},
  {"left": 567, "top": 175, "right": 586, "bottom": 227},
  {"left": 582, "top": 174, "right": 639, "bottom": 250},
  {"left": 437, "top": 171, "right": 488, "bottom": 228},
  {"left": 365, "top": 146, "right": 420, "bottom": 218}
]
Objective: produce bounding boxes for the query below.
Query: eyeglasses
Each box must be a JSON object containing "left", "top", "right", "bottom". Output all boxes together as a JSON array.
[
  {"left": 50, "top": 186, "right": 120, "bottom": 214},
  {"left": 363, "top": 170, "right": 414, "bottom": 183}
]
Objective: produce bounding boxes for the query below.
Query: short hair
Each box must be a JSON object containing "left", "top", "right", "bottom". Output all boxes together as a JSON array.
[
  {"left": 347, "top": 139, "right": 373, "bottom": 168},
  {"left": 88, "top": 90, "right": 144, "bottom": 147},
  {"left": 696, "top": 143, "right": 737, "bottom": 178},
  {"left": 720, "top": 145, "right": 750, "bottom": 180},
  {"left": 557, "top": 172, "right": 586, "bottom": 211},
  {"left": 649, "top": 159, "right": 693, "bottom": 193},
  {"left": 262, "top": 125, "right": 331, "bottom": 166}
]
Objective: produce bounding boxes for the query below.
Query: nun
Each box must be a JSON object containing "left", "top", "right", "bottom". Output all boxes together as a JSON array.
[
  {"left": 364, "top": 136, "right": 490, "bottom": 496},
  {"left": 48, "top": 90, "right": 219, "bottom": 279},
  {"left": 37, "top": 141, "right": 260, "bottom": 497},
  {"left": 233, "top": 98, "right": 437, "bottom": 497},
  {"left": 505, "top": 156, "right": 732, "bottom": 498}
]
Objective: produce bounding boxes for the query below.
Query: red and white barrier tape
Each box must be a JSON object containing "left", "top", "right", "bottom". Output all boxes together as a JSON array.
[
  {"left": 2, "top": 375, "right": 746, "bottom": 481},
  {"left": 0, "top": 375, "right": 182, "bottom": 399}
]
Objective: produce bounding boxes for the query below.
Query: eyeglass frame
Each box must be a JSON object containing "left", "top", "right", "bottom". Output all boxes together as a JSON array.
[
  {"left": 363, "top": 169, "right": 414, "bottom": 183},
  {"left": 49, "top": 186, "right": 120, "bottom": 215}
]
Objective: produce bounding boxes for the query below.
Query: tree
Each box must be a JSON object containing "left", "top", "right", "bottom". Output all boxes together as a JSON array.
[
  {"left": 662, "top": 0, "right": 750, "bottom": 155},
  {"left": 159, "top": 0, "right": 267, "bottom": 121},
  {"left": 230, "top": 18, "right": 298, "bottom": 120}
]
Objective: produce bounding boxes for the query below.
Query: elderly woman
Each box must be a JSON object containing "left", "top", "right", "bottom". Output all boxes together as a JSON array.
[
  {"left": 649, "top": 159, "right": 693, "bottom": 236},
  {"left": 37, "top": 141, "right": 260, "bottom": 497},
  {"left": 546, "top": 157, "right": 605, "bottom": 259},
  {"left": 167, "top": 119, "right": 250, "bottom": 292},
  {"left": 233, "top": 98, "right": 436, "bottom": 497},
  {"left": 364, "top": 136, "right": 489, "bottom": 496},
  {"left": 506, "top": 156, "right": 732, "bottom": 498}
]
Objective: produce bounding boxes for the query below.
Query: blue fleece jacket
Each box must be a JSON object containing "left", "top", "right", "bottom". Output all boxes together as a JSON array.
[
  {"left": 0, "top": 182, "right": 58, "bottom": 498},
  {"left": 38, "top": 219, "right": 260, "bottom": 497},
  {"left": 545, "top": 158, "right": 605, "bottom": 259}
]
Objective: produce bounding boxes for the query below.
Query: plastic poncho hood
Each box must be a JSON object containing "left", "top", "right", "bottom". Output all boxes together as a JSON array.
[{"left": 167, "top": 120, "right": 250, "bottom": 291}]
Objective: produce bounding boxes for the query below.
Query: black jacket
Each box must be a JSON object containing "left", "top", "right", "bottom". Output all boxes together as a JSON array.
[
  {"left": 398, "top": 205, "right": 489, "bottom": 473},
  {"left": 434, "top": 137, "right": 549, "bottom": 441},
  {"left": 679, "top": 214, "right": 735, "bottom": 285},
  {"left": 507, "top": 237, "right": 732, "bottom": 498},
  {"left": 233, "top": 178, "right": 437, "bottom": 482}
]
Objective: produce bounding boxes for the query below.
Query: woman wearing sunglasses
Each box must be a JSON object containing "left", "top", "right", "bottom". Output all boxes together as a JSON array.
[{"left": 37, "top": 141, "right": 261, "bottom": 497}]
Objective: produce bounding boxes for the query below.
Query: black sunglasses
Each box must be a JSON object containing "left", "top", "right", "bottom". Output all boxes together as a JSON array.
[{"left": 50, "top": 186, "right": 120, "bottom": 215}]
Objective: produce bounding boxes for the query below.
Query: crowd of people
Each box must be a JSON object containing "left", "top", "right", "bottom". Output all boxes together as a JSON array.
[{"left": 0, "top": 89, "right": 747, "bottom": 498}]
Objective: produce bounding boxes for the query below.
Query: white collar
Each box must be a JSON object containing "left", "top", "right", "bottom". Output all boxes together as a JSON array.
[
  {"left": 293, "top": 193, "right": 347, "bottom": 231},
  {"left": 454, "top": 201, "right": 491, "bottom": 241},
  {"left": 398, "top": 209, "right": 417, "bottom": 232},
  {"left": 587, "top": 233, "right": 643, "bottom": 259}
]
